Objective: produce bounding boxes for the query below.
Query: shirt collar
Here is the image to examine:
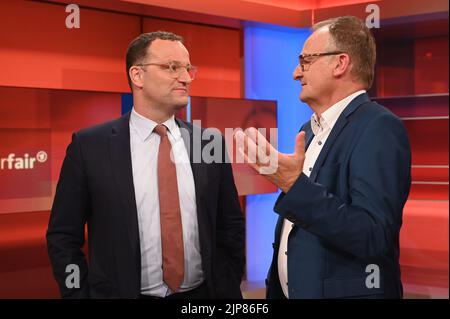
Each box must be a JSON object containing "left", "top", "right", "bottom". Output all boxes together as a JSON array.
[
  {"left": 130, "top": 108, "right": 180, "bottom": 142},
  {"left": 310, "top": 90, "right": 366, "bottom": 136}
]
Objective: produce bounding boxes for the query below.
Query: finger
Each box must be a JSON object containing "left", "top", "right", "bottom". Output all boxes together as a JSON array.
[
  {"left": 237, "top": 146, "right": 260, "bottom": 172},
  {"left": 247, "top": 128, "right": 267, "bottom": 165},
  {"left": 253, "top": 129, "right": 271, "bottom": 166},
  {"left": 294, "top": 131, "right": 306, "bottom": 158},
  {"left": 246, "top": 127, "right": 258, "bottom": 143},
  {"left": 254, "top": 128, "right": 277, "bottom": 157},
  {"left": 245, "top": 127, "right": 273, "bottom": 163},
  {"left": 235, "top": 130, "right": 258, "bottom": 164},
  {"left": 233, "top": 130, "right": 246, "bottom": 163},
  {"left": 245, "top": 132, "right": 258, "bottom": 164}
]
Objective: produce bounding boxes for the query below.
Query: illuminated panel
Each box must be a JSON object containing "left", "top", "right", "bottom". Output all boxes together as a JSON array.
[
  {"left": 244, "top": 23, "right": 312, "bottom": 282},
  {"left": 0, "top": 129, "right": 51, "bottom": 199},
  {"left": 0, "top": 86, "right": 121, "bottom": 215}
]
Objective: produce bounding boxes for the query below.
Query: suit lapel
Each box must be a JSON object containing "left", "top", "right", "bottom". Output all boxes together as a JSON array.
[
  {"left": 309, "top": 93, "right": 371, "bottom": 181},
  {"left": 176, "top": 119, "right": 208, "bottom": 203},
  {"left": 109, "top": 112, "right": 140, "bottom": 265},
  {"left": 273, "top": 124, "right": 314, "bottom": 244},
  {"left": 302, "top": 122, "right": 315, "bottom": 151}
]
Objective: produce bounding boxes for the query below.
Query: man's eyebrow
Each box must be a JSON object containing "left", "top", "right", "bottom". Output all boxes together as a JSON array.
[{"left": 161, "top": 60, "right": 188, "bottom": 64}]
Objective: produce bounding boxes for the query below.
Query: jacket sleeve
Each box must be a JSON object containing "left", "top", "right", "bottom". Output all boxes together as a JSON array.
[
  {"left": 46, "top": 132, "right": 90, "bottom": 298},
  {"left": 274, "top": 113, "right": 411, "bottom": 259}
]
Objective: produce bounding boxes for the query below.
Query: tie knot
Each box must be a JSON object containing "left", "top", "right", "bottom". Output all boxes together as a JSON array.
[{"left": 154, "top": 124, "right": 168, "bottom": 137}]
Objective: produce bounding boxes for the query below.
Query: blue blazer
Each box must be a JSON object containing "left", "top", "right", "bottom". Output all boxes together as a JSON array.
[{"left": 266, "top": 93, "right": 411, "bottom": 299}]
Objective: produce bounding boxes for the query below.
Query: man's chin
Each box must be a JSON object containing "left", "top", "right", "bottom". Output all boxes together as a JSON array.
[
  {"left": 299, "top": 93, "right": 307, "bottom": 103},
  {"left": 173, "top": 103, "right": 187, "bottom": 110},
  {"left": 173, "top": 98, "right": 188, "bottom": 110}
]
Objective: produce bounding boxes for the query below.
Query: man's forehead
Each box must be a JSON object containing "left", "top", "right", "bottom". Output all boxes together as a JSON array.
[
  {"left": 147, "top": 39, "right": 190, "bottom": 60},
  {"left": 302, "top": 27, "right": 330, "bottom": 53}
]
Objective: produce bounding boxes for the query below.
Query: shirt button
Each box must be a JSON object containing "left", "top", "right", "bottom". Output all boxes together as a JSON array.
[
  {"left": 318, "top": 141, "right": 322, "bottom": 145},
  {"left": 309, "top": 167, "right": 312, "bottom": 171},
  {"left": 285, "top": 251, "right": 288, "bottom": 255}
]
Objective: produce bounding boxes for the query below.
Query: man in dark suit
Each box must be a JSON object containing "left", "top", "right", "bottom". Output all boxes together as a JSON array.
[
  {"left": 46, "top": 31, "right": 245, "bottom": 299},
  {"left": 236, "top": 16, "right": 411, "bottom": 298}
]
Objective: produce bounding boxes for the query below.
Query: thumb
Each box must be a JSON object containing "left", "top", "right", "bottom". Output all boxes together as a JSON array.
[{"left": 294, "top": 131, "right": 306, "bottom": 158}]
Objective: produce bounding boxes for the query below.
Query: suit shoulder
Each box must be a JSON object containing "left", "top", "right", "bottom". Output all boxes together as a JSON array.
[
  {"left": 354, "top": 100, "right": 409, "bottom": 145},
  {"left": 361, "top": 100, "right": 400, "bottom": 120},
  {"left": 350, "top": 100, "right": 404, "bottom": 130},
  {"left": 75, "top": 114, "right": 128, "bottom": 140}
]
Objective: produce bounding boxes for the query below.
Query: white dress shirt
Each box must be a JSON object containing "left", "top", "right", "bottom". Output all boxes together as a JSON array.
[
  {"left": 278, "top": 90, "right": 366, "bottom": 298},
  {"left": 129, "top": 108, "right": 204, "bottom": 297}
]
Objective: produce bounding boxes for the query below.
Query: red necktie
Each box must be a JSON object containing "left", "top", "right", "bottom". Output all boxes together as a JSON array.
[{"left": 153, "top": 124, "right": 184, "bottom": 292}]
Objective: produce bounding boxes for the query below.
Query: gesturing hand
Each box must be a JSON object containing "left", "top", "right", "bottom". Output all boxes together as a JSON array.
[{"left": 234, "top": 128, "right": 306, "bottom": 193}]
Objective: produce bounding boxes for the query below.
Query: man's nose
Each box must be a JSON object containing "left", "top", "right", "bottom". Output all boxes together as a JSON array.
[
  {"left": 178, "top": 68, "right": 193, "bottom": 84},
  {"left": 293, "top": 64, "right": 303, "bottom": 81}
]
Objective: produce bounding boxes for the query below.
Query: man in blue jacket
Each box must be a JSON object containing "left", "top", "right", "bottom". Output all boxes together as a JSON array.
[{"left": 236, "top": 16, "right": 411, "bottom": 298}]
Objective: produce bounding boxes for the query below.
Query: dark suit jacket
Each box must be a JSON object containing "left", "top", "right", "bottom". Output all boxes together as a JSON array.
[
  {"left": 266, "top": 93, "right": 411, "bottom": 299},
  {"left": 46, "top": 112, "right": 245, "bottom": 298}
]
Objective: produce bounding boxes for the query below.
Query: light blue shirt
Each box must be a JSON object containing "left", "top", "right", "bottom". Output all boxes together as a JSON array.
[{"left": 129, "top": 108, "right": 203, "bottom": 297}]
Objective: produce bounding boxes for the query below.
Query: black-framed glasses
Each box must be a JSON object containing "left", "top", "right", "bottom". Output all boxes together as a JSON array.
[
  {"left": 298, "top": 51, "right": 345, "bottom": 72},
  {"left": 136, "top": 61, "right": 198, "bottom": 80}
]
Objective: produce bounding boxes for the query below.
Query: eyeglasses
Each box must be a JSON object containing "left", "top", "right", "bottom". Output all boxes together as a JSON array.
[
  {"left": 298, "top": 51, "right": 345, "bottom": 72},
  {"left": 136, "top": 61, "right": 198, "bottom": 80}
]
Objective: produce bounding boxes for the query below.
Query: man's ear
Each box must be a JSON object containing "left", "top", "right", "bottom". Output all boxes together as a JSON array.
[
  {"left": 333, "top": 53, "right": 350, "bottom": 78},
  {"left": 129, "top": 66, "right": 144, "bottom": 89}
]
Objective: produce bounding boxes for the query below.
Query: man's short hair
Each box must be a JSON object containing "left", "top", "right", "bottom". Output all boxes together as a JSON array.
[
  {"left": 125, "top": 31, "right": 184, "bottom": 90},
  {"left": 313, "top": 16, "right": 376, "bottom": 89}
]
